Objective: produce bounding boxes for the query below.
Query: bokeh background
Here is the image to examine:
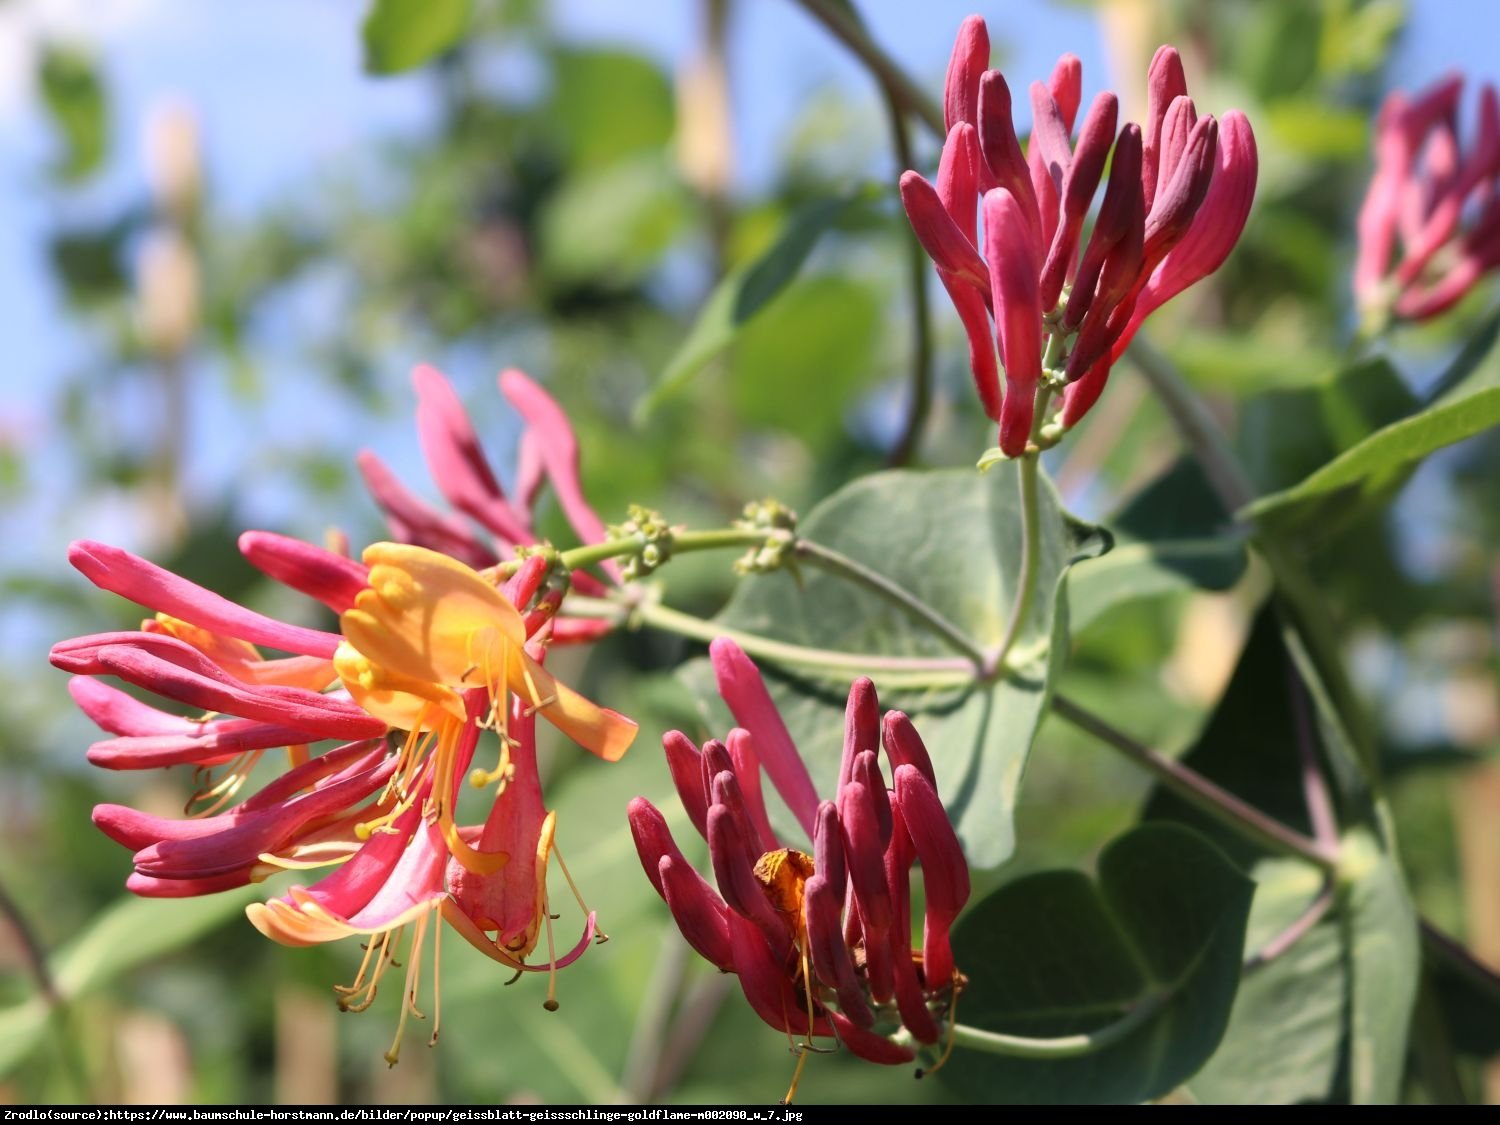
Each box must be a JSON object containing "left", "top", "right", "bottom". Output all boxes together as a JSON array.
[{"left": 2, "top": 0, "right": 1498, "bottom": 1104}]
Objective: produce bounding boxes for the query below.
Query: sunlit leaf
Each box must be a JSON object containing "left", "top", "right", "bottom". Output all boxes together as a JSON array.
[
  {"left": 362, "top": 0, "right": 471, "bottom": 75},
  {"left": 39, "top": 47, "right": 107, "bottom": 181}
]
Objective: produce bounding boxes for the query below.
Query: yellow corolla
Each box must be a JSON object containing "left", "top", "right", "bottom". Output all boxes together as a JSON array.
[{"left": 331, "top": 543, "right": 636, "bottom": 874}]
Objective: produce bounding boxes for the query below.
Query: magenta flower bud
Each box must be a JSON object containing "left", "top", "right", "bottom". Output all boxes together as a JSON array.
[
  {"left": 849, "top": 750, "right": 893, "bottom": 847},
  {"left": 838, "top": 779, "right": 895, "bottom": 1003},
  {"left": 977, "top": 70, "right": 1043, "bottom": 251},
  {"left": 946, "top": 277, "right": 1004, "bottom": 423},
  {"left": 1028, "top": 80, "right": 1073, "bottom": 196},
  {"left": 880, "top": 710, "right": 937, "bottom": 789},
  {"left": 710, "top": 770, "right": 774, "bottom": 862},
  {"left": 840, "top": 676, "right": 880, "bottom": 794},
  {"left": 412, "top": 365, "right": 530, "bottom": 545},
  {"left": 709, "top": 638, "right": 820, "bottom": 837},
  {"left": 898, "top": 170, "right": 990, "bottom": 294},
  {"left": 1029, "top": 122, "right": 1062, "bottom": 251},
  {"left": 1040, "top": 91, "right": 1119, "bottom": 309},
  {"left": 706, "top": 804, "right": 788, "bottom": 952},
  {"left": 1154, "top": 95, "right": 1199, "bottom": 205},
  {"left": 936, "top": 122, "right": 982, "bottom": 241},
  {"left": 1142, "top": 115, "right": 1219, "bottom": 269},
  {"left": 659, "top": 855, "right": 733, "bottom": 972},
  {"left": 662, "top": 730, "right": 710, "bottom": 840},
  {"left": 943, "top": 15, "right": 989, "bottom": 133},
  {"left": 894, "top": 764, "right": 971, "bottom": 986},
  {"left": 726, "top": 728, "right": 778, "bottom": 852},
  {"left": 1117, "top": 110, "right": 1258, "bottom": 351},
  {"left": 1142, "top": 45, "right": 1189, "bottom": 207},
  {"left": 701, "top": 737, "right": 734, "bottom": 795},
  {"left": 803, "top": 872, "right": 873, "bottom": 1027},
  {"left": 828, "top": 1011, "right": 917, "bottom": 1065},
  {"left": 68, "top": 540, "right": 341, "bottom": 659},
  {"left": 1048, "top": 53, "right": 1083, "bottom": 131},
  {"left": 237, "top": 531, "right": 368, "bottom": 614},
  {"left": 982, "top": 187, "right": 1044, "bottom": 457},
  {"left": 627, "top": 796, "right": 689, "bottom": 898},
  {"left": 811, "top": 801, "right": 845, "bottom": 898},
  {"left": 1064, "top": 192, "right": 1144, "bottom": 384},
  {"left": 355, "top": 449, "right": 498, "bottom": 568},
  {"left": 1064, "top": 123, "right": 1144, "bottom": 330},
  {"left": 726, "top": 912, "right": 828, "bottom": 1039}
]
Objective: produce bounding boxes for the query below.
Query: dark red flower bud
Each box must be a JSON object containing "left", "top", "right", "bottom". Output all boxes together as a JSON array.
[
  {"left": 983, "top": 187, "right": 1044, "bottom": 457},
  {"left": 662, "top": 730, "right": 709, "bottom": 839},
  {"left": 894, "top": 764, "right": 971, "bottom": 986},
  {"left": 977, "top": 71, "right": 1043, "bottom": 252},
  {"left": 840, "top": 677, "right": 880, "bottom": 795},
  {"left": 880, "top": 710, "right": 937, "bottom": 789},
  {"left": 1040, "top": 91, "right": 1119, "bottom": 309},
  {"left": 1142, "top": 45, "right": 1189, "bottom": 208},
  {"left": 804, "top": 873, "right": 873, "bottom": 1027},
  {"left": 659, "top": 855, "right": 733, "bottom": 972},
  {"left": 727, "top": 727, "right": 778, "bottom": 852}
]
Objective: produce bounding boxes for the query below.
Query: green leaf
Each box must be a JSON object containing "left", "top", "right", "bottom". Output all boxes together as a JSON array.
[
  {"left": 1142, "top": 613, "right": 1422, "bottom": 1103},
  {"left": 549, "top": 48, "right": 675, "bottom": 171},
  {"left": 537, "top": 154, "right": 688, "bottom": 285},
  {"left": 941, "top": 823, "right": 1254, "bottom": 1105},
  {"left": 680, "top": 463, "right": 1107, "bottom": 868},
  {"left": 1341, "top": 829, "right": 1421, "bottom": 1104},
  {"left": 0, "top": 888, "right": 258, "bottom": 1076},
  {"left": 637, "top": 192, "right": 871, "bottom": 422},
  {"left": 1245, "top": 315, "right": 1500, "bottom": 534},
  {"left": 361, "top": 0, "right": 471, "bottom": 75},
  {"left": 1183, "top": 859, "right": 1345, "bottom": 1103},
  {"left": 730, "top": 275, "right": 881, "bottom": 443},
  {"left": 1069, "top": 459, "right": 1247, "bottom": 635},
  {"left": 39, "top": 47, "right": 107, "bottom": 181}
]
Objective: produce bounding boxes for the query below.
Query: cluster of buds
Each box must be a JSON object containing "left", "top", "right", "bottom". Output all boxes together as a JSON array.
[
  {"left": 901, "top": 17, "right": 1257, "bottom": 456},
  {"left": 51, "top": 370, "right": 638, "bottom": 1062},
  {"left": 1355, "top": 75, "right": 1500, "bottom": 327},
  {"left": 628, "top": 639, "right": 970, "bottom": 1101}
]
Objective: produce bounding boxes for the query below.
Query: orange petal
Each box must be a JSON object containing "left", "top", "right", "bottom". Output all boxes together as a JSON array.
[{"left": 509, "top": 651, "right": 637, "bottom": 762}]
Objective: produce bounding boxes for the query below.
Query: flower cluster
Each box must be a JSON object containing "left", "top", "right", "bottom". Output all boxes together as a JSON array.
[
  {"left": 1355, "top": 74, "right": 1500, "bottom": 326},
  {"left": 628, "top": 640, "right": 970, "bottom": 1100},
  {"left": 51, "top": 372, "right": 636, "bottom": 1061},
  {"left": 901, "top": 17, "right": 1257, "bottom": 455}
]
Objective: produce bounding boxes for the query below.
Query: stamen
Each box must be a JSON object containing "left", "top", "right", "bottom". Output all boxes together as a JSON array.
[
  {"left": 429, "top": 909, "right": 443, "bottom": 1048},
  {"left": 541, "top": 894, "right": 560, "bottom": 1012},
  {"left": 918, "top": 970, "right": 964, "bottom": 1078}
]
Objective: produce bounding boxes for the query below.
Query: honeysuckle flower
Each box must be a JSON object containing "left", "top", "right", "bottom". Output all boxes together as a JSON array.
[
  {"left": 1354, "top": 74, "right": 1500, "bottom": 327},
  {"left": 358, "top": 365, "right": 618, "bottom": 643},
  {"left": 53, "top": 528, "right": 637, "bottom": 1061},
  {"left": 902, "top": 17, "right": 1258, "bottom": 455},
  {"left": 628, "top": 639, "right": 970, "bottom": 1102}
]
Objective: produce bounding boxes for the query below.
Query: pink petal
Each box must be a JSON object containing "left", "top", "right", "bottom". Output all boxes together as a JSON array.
[
  {"left": 238, "top": 531, "right": 368, "bottom": 614},
  {"left": 355, "top": 450, "right": 498, "bottom": 569},
  {"left": 68, "top": 541, "right": 340, "bottom": 659},
  {"left": 412, "top": 364, "right": 532, "bottom": 545}
]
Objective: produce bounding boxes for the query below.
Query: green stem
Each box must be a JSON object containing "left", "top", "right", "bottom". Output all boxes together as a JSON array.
[
  {"left": 498, "top": 527, "right": 781, "bottom": 578},
  {"left": 794, "top": 539, "right": 986, "bottom": 667},
  {"left": 881, "top": 76, "right": 934, "bottom": 468},
  {"left": 1052, "top": 692, "right": 1338, "bottom": 872},
  {"left": 919, "top": 992, "right": 1169, "bottom": 1060},
  {"left": 992, "top": 453, "right": 1042, "bottom": 672},
  {"left": 566, "top": 595, "right": 976, "bottom": 688},
  {"left": 789, "top": 0, "right": 945, "bottom": 138}
]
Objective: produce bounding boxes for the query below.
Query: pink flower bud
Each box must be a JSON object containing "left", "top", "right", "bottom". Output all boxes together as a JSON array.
[
  {"left": 977, "top": 71, "right": 1043, "bottom": 252},
  {"left": 880, "top": 710, "right": 937, "bottom": 788},
  {"left": 812, "top": 800, "right": 846, "bottom": 898},
  {"left": 1064, "top": 123, "right": 1144, "bottom": 331},
  {"left": 936, "top": 122, "right": 982, "bottom": 241},
  {"left": 840, "top": 676, "right": 880, "bottom": 794},
  {"left": 898, "top": 170, "right": 990, "bottom": 294},
  {"left": 727, "top": 728, "right": 778, "bottom": 852},
  {"left": 943, "top": 15, "right": 989, "bottom": 133},
  {"left": 803, "top": 873, "right": 872, "bottom": 1027},
  {"left": 662, "top": 730, "right": 710, "bottom": 839},
  {"left": 1028, "top": 80, "right": 1073, "bottom": 196},
  {"left": 1142, "top": 46, "right": 1189, "bottom": 208},
  {"left": 708, "top": 638, "right": 820, "bottom": 837},
  {"left": 983, "top": 187, "right": 1044, "bottom": 457},
  {"left": 1040, "top": 91, "right": 1119, "bottom": 309},
  {"left": 849, "top": 750, "right": 893, "bottom": 847},
  {"left": 894, "top": 764, "right": 971, "bottom": 986},
  {"left": 838, "top": 779, "right": 894, "bottom": 1003},
  {"left": 1048, "top": 53, "right": 1083, "bottom": 131},
  {"left": 707, "top": 804, "right": 790, "bottom": 952},
  {"left": 659, "top": 855, "right": 733, "bottom": 972},
  {"left": 238, "top": 531, "right": 368, "bottom": 614}
]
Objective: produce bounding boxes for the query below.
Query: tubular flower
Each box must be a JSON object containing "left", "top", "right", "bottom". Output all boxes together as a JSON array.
[
  {"left": 628, "top": 639, "right": 970, "bottom": 1102},
  {"left": 901, "top": 18, "right": 1258, "bottom": 453},
  {"left": 53, "top": 531, "right": 637, "bottom": 1062},
  {"left": 357, "top": 364, "right": 617, "bottom": 644},
  {"left": 1354, "top": 75, "right": 1500, "bottom": 327}
]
